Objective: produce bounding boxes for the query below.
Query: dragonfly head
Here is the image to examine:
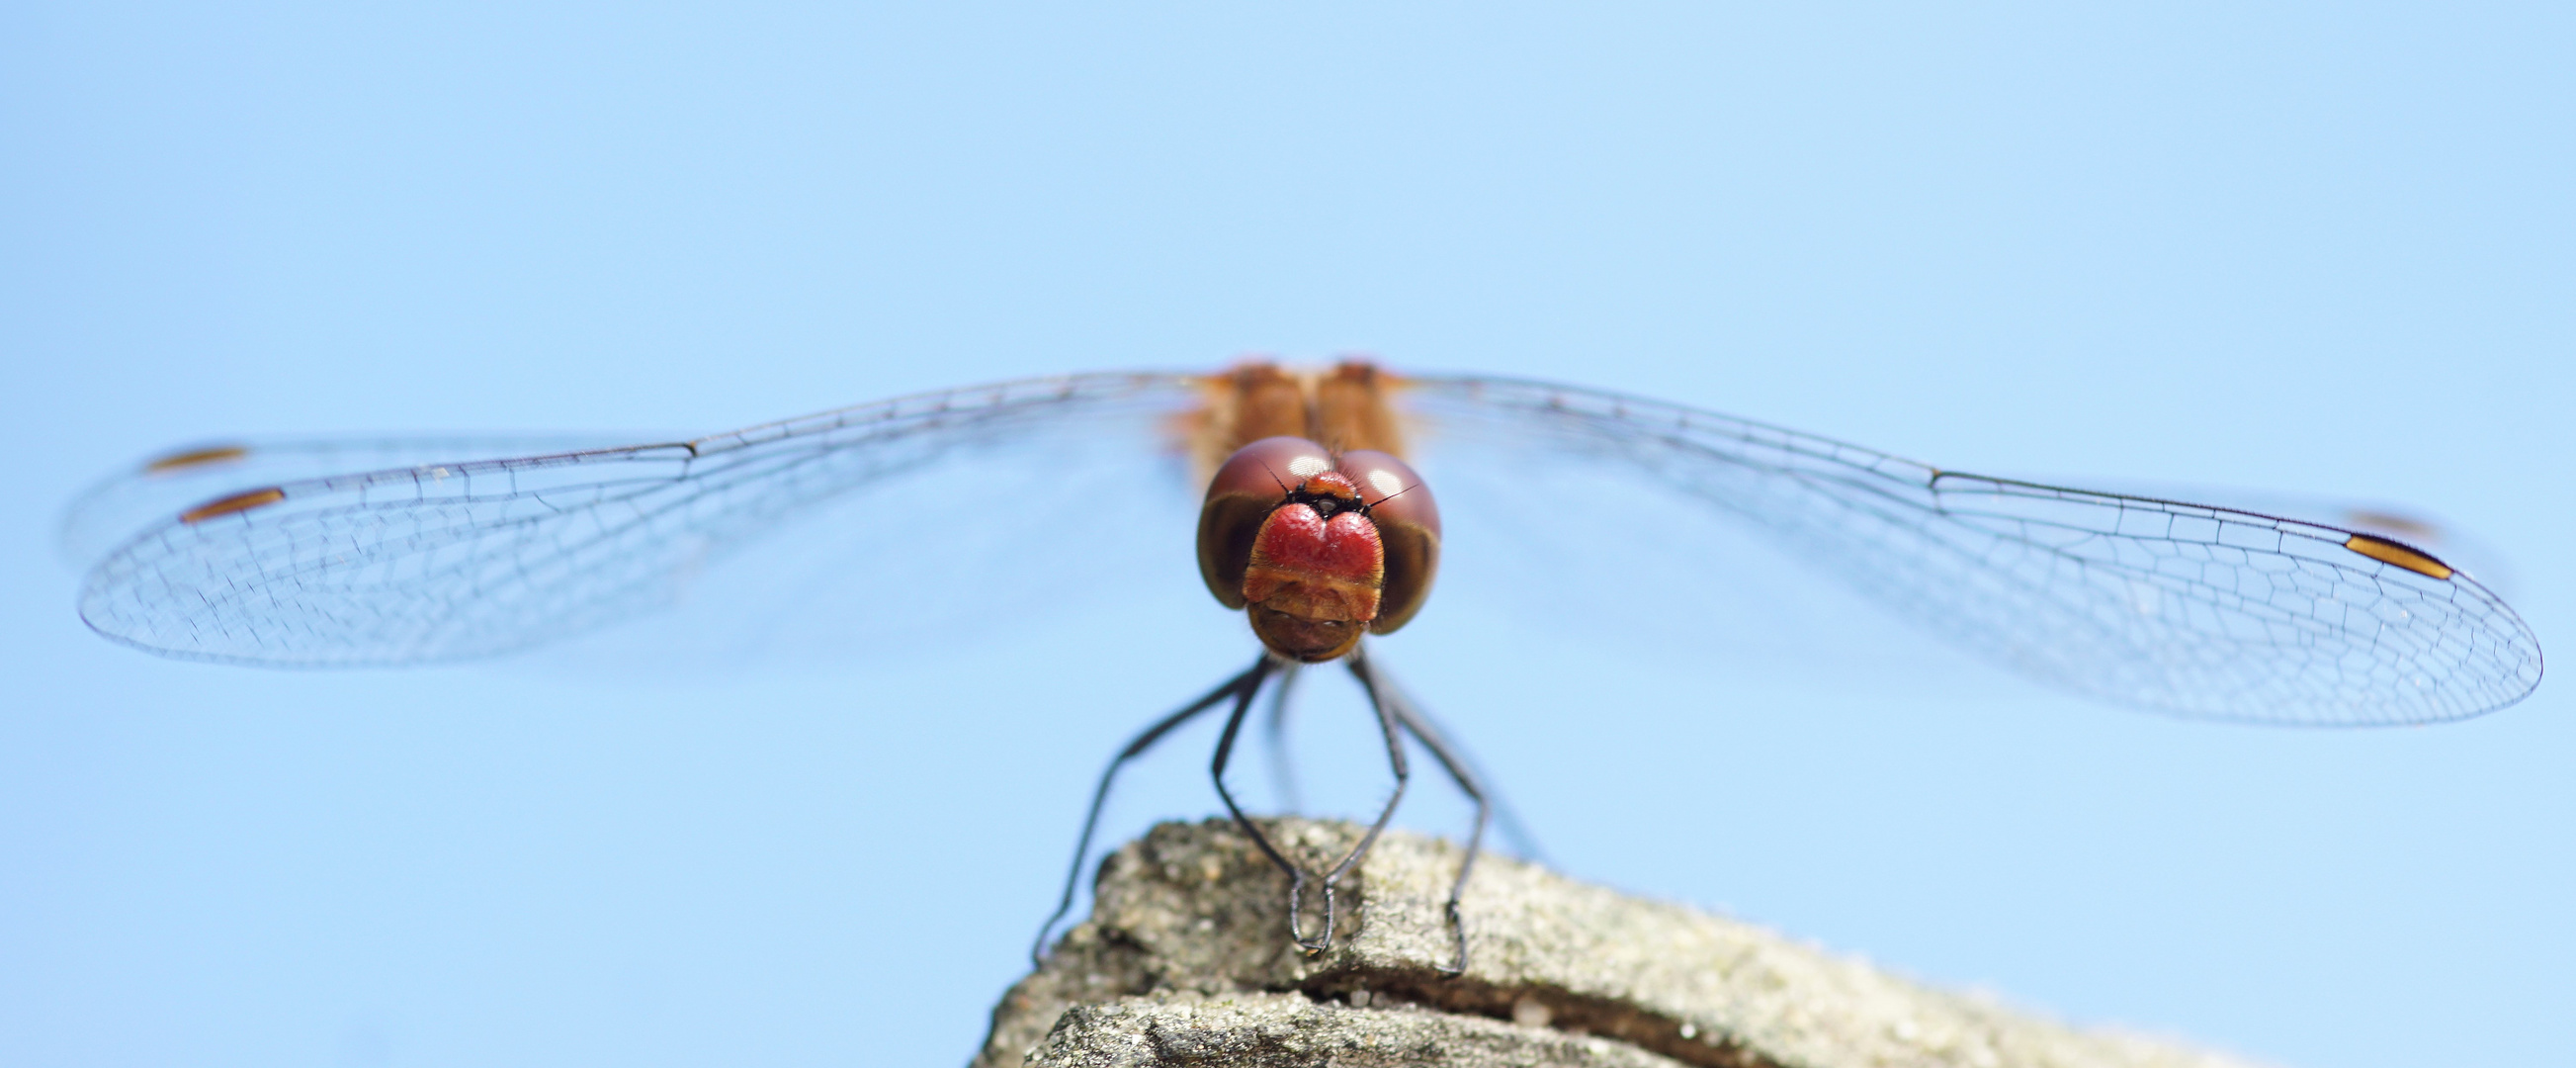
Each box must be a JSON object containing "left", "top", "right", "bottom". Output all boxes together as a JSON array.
[{"left": 1197, "top": 436, "right": 1441, "bottom": 662}]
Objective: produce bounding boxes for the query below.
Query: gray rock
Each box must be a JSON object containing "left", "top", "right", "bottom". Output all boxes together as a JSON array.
[{"left": 978, "top": 819, "right": 2273, "bottom": 1068}]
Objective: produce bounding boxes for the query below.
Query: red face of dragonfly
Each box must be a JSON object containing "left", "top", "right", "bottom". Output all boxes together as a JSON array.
[{"left": 1196, "top": 436, "right": 1441, "bottom": 663}]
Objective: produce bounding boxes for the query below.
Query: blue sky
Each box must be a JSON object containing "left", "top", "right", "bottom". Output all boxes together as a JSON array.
[{"left": 4, "top": 4, "right": 2569, "bottom": 1066}]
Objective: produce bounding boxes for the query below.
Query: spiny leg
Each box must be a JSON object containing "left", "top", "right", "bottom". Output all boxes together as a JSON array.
[
  {"left": 1207, "top": 658, "right": 1331, "bottom": 951},
  {"left": 1373, "top": 667, "right": 1544, "bottom": 865},
  {"left": 1260, "top": 662, "right": 1306, "bottom": 814},
  {"left": 1357, "top": 654, "right": 1490, "bottom": 976},
  {"left": 1215, "top": 648, "right": 1414, "bottom": 956},
  {"left": 1032, "top": 652, "right": 1277, "bottom": 966},
  {"left": 1294, "top": 642, "right": 1416, "bottom": 954}
]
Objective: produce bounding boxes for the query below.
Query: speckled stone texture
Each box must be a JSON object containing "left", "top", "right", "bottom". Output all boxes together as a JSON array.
[{"left": 976, "top": 819, "right": 2273, "bottom": 1068}]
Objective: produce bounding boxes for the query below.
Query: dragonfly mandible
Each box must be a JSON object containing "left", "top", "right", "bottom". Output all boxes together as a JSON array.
[{"left": 62, "top": 359, "right": 2546, "bottom": 974}]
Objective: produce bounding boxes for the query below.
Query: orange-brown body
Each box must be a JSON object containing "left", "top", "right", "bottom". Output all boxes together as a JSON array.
[{"left": 1183, "top": 362, "right": 1411, "bottom": 479}]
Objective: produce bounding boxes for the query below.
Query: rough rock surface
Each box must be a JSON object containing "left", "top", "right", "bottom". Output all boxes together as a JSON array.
[{"left": 977, "top": 819, "right": 2273, "bottom": 1068}]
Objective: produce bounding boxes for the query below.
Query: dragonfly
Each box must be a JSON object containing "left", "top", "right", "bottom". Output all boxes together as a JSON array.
[{"left": 62, "top": 359, "right": 2546, "bottom": 975}]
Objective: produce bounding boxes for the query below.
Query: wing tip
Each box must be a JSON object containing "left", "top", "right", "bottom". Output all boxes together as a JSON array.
[
  {"left": 2343, "top": 533, "right": 2454, "bottom": 579},
  {"left": 179, "top": 488, "right": 286, "bottom": 524},
  {"left": 143, "top": 444, "right": 251, "bottom": 475}
]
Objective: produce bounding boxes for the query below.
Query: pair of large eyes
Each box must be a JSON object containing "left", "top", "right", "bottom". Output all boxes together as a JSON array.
[{"left": 1194, "top": 436, "right": 1443, "bottom": 638}]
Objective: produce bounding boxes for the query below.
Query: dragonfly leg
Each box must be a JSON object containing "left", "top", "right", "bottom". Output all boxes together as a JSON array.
[
  {"left": 1031, "top": 652, "right": 1277, "bottom": 966},
  {"left": 1356, "top": 655, "right": 1489, "bottom": 976},
  {"left": 1208, "top": 658, "right": 1340, "bottom": 952},
  {"left": 1260, "top": 662, "right": 1305, "bottom": 815},
  {"left": 1295, "top": 642, "right": 1415, "bottom": 955},
  {"left": 1371, "top": 664, "right": 1545, "bottom": 864}
]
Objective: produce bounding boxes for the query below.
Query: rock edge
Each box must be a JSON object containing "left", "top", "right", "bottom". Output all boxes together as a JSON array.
[{"left": 976, "top": 819, "right": 2272, "bottom": 1068}]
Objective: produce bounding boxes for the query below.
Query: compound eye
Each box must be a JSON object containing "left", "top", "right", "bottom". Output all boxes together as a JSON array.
[
  {"left": 1336, "top": 450, "right": 1437, "bottom": 541},
  {"left": 1197, "top": 437, "right": 1332, "bottom": 609},
  {"left": 1208, "top": 436, "right": 1334, "bottom": 499},
  {"left": 1337, "top": 449, "right": 1440, "bottom": 634}
]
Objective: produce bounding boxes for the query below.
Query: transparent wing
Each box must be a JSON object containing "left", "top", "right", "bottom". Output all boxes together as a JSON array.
[
  {"left": 77, "top": 373, "right": 1205, "bottom": 667},
  {"left": 1402, "top": 374, "right": 2543, "bottom": 726},
  {"left": 2001, "top": 477, "right": 2527, "bottom": 603},
  {"left": 61, "top": 434, "right": 645, "bottom": 571}
]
